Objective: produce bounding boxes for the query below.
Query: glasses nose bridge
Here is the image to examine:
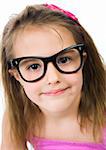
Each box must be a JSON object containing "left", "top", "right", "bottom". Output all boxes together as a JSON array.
[
  {"left": 45, "top": 54, "right": 56, "bottom": 67},
  {"left": 44, "top": 55, "right": 59, "bottom": 76},
  {"left": 44, "top": 55, "right": 61, "bottom": 84}
]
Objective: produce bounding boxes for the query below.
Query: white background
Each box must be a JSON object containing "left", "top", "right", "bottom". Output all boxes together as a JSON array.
[{"left": 0, "top": 0, "right": 106, "bottom": 148}]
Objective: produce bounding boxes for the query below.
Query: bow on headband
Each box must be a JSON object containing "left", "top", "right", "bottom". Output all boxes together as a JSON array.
[{"left": 43, "top": 4, "right": 78, "bottom": 22}]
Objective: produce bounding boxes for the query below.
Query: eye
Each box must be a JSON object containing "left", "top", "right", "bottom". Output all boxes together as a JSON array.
[
  {"left": 57, "top": 56, "right": 72, "bottom": 64},
  {"left": 27, "top": 63, "right": 41, "bottom": 71}
]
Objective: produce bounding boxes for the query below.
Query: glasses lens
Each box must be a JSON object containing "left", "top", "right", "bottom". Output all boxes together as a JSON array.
[
  {"left": 19, "top": 58, "right": 44, "bottom": 81},
  {"left": 56, "top": 48, "right": 81, "bottom": 72}
]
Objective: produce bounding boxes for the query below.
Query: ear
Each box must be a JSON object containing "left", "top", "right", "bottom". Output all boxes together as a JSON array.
[{"left": 8, "top": 69, "right": 20, "bottom": 81}]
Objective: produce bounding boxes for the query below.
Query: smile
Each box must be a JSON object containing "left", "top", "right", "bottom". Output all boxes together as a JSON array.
[{"left": 42, "top": 87, "right": 69, "bottom": 96}]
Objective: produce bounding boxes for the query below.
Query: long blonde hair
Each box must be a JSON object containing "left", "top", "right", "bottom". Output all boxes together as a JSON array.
[{"left": 1, "top": 4, "right": 106, "bottom": 145}]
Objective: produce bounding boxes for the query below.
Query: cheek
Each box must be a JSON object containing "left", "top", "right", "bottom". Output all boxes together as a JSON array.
[
  {"left": 65, "top": 70, "right": 83, "bottom": 91},
  {"left": 22, "top": 82, "right": 41, "bottom": 103}
]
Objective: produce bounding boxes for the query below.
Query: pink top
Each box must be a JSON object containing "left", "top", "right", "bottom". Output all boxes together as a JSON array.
[{"left": 29, "top": 129, "right": 106, "bottom": 150}]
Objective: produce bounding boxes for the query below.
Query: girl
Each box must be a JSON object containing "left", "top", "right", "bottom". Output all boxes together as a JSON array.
[{"left": 0, "top": 4, "right": 106, "bottom": 150}]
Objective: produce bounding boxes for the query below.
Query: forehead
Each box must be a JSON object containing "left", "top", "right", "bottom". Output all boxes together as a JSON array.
[{"left": 13, "top": 25, "right": 76, "bottom": 58}]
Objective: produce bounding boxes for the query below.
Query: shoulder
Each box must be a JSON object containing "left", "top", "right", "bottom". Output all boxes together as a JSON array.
[{"left": 0, "top": 110, "right": 27, "bottom": 150}]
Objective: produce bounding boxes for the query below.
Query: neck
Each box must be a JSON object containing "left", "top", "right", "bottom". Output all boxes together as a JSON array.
[
  {"left": 44, "top": 109, "right": 78, "bottom": 122},
  {"left": 41, "top": 102, "right": 80, "bottom": 130}
]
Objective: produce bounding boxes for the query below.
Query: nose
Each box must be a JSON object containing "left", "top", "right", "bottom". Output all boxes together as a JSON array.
[{"left": 45, "top": 63, "right": 61, "bottom": 85}]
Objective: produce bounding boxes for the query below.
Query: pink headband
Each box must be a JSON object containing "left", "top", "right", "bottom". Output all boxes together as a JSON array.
[{"left": 43, "top": 4, "right": 78, "bottom": 23}]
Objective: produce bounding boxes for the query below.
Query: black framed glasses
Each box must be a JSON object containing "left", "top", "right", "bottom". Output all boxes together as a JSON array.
[{"left": 8, "top": 44, "right": 85, "bottom": 82}]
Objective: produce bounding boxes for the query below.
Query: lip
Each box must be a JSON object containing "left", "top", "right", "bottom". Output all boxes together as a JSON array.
[{"left": 42, "top": 87, "right": 69, "bottom": 96}]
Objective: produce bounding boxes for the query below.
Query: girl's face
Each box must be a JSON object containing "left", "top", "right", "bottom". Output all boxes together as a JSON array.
[{"left": 12, "top": 25, "right": 83, "bottom": 115}]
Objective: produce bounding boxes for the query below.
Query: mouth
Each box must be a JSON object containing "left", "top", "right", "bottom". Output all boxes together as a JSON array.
[{"left": 42, "top": 87, "right": 69, "bottom": 96}]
